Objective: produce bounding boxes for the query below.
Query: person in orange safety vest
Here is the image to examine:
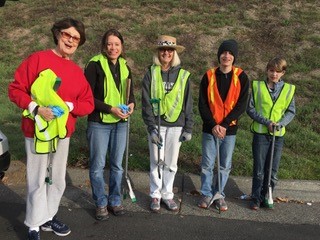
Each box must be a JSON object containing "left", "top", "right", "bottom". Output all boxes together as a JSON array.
[{"left": 198, "top": 39, "right": 249, "bottom": 212}]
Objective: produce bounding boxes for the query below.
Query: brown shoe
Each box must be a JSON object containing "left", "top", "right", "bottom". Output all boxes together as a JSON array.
[
  {"left": 96, "top": 206, "right": 109, "bottom": 221},
  {"left": 107, "top": 205, "right": 125, "bottom": 216}
]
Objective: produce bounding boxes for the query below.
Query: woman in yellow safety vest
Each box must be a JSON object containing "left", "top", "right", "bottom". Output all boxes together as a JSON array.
[
  {"left": 246, "top": 57, "right": 296, "bottom": 210},
  {"left": 142, "top": 35, "right": 194, "bottom": 213},
  {"left": 85, "top": 29, "right": 135, "bottom": 220}
]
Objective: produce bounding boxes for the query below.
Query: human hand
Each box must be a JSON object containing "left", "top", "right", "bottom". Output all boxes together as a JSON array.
[
  {"left": 127, "top": 103, "right": 135, "bottom": 115},
  {"left": 37, "top": 106, "right": 55, "bottom": 121},
  {"left": 150, "top": 129, "right": 163, "bottom": 147},
  {"left": 212, "top": 125, "right": 226, "bottom": 139},
  {"left": 111, "top": 106, "right": 129, "bottom": 119},
  {"left": 268, "top": 122, "right": 281, "bottom": 132},
  {"left": 179, "top": 131, "right": 192, "bottom": 142}
]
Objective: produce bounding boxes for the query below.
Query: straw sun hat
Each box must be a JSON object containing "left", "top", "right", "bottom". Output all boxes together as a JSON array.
[{"left": 154, "top": 35, "right": 185, "bottom": 53}]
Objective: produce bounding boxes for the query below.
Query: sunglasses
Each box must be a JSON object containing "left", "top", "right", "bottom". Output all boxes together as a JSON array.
[
  {"left": 60, "top": 31, "right": 81, "bottom": 44},
  {"left": 159, "top": 48, "right": 174, "bottom": 53}
]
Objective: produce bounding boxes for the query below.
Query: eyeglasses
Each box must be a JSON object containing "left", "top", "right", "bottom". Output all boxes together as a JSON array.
[
  {"left": 159, "top": 48, "right": 174, "bottom": 53},
  {"left": 268, "top": 69, "right": 284, "bottom": 73},
  {"left": 60, "top": 31, "right": 81, "bottom": 44}
]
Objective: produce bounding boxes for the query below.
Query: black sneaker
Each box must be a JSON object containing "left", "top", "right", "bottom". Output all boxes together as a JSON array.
[
  {"left": 41, "top": 216, "right": 71, "bottom": 236},
  {"left": 27, "top": 230, "right": 40, "bottom": 240}
]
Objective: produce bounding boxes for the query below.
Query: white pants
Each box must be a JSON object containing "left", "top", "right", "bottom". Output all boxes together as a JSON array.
[
  {"left": 148, "top": 126, "right": 182, "bottom": 200},
  {"left": 24, "top": 137, "right": 70, "bottom": 228}
]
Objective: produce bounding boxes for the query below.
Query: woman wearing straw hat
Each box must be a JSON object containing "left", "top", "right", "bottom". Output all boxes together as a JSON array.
[{"left": 142, "top": 35, "right": 194, "bottom": 213}]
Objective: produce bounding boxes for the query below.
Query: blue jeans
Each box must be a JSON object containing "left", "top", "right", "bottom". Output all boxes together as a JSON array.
[
  {"left": 251, "top": 133, "right": 284, "bottom": 203},
  {"left": 87, "top": 121, "right": 127, "bottom": 207},
  {"left": 200, "top": 133, "right": 236, "bottom": 198}
]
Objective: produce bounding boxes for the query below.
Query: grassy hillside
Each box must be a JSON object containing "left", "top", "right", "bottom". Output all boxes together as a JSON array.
[{"left": 0, "top": 0, "right": 319, "bottom": 180}]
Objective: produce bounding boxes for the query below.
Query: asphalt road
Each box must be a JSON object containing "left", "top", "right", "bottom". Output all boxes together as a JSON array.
[
  {"left": 1, "top": 162, "right": 320, "bottom": 240},
  {"left": 1, "top": 202, "right": 320, "bottom": 240}
]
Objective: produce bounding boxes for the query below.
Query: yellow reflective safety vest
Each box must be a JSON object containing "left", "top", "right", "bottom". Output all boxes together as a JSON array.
[
  {"left": 88, "top": 54, "right": 129, "bottom": 123},
  {"left": 23, "top": 69, "right": 69, "bottom": 153},
  {"left": 150, "top": 65, "right": 190, "bottom": 122},
  {"left": 251, "top": 80, "right": 295, "bottom": 136}
]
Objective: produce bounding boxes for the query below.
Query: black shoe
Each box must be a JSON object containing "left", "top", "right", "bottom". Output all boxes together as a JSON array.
[
  {"left": 27, "top": 230, "right": 40, "bottom": 240},
  {"left": 41, "top": 216, "right": 71, "bottom": 236}
]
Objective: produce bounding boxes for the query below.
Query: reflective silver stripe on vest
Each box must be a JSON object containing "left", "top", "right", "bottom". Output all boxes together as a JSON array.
[
  {"left": 282, "top": 84, "right": 294, "bottom": 115},
  {"left": 166, "top": 69, "right": 188, "bottom": 120},
  {"left": 256, "top": 81, "right": 263, "bottom": 133},
  {"left": 151, "top": 67, "right": 157, "bottom": 103},
  {"left": 34, "top": 115, "right": 50, "bottom": 140}
]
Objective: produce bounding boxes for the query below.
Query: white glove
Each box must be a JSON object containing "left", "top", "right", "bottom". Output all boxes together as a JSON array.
[
  {"left": 150, "top": 129, "right": 163, "bottom": 147},
  {"left": 179, "top": 131, "right": 192, "bottom": 142}
]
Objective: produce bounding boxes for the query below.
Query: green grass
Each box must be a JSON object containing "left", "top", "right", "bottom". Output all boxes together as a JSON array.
[{"left": 1, "top": 0, "right": 320, "bottom": 180}]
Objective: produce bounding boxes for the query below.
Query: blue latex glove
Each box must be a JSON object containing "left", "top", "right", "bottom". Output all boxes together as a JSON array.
[
  {"left": 48, "top": 105, "right": 64, "bottom": 117},
  {"left": 119, "top": 104, "right": 130, "bottom": 114}
]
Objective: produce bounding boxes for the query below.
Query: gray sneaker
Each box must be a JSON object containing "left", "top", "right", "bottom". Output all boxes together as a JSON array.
[
  {"left": 198, "top": 195, "right": 212, "bottom": 209},
  {"left": 95, "top": 206, "right": 109, "bottom": 220},
  {"left": 150, "top": 198, "right": 160, "bottom": 213},
  {"left": 162, "top": 199, "right": 179, "bottom": 212},
  {"left": 214, "top": 198, "right": 228, "bottom": 211}
]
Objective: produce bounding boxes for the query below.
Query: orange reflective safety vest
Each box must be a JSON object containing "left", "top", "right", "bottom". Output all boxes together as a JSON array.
[{"left": 207, "top": 67, "right": 243, "bottom": 125}]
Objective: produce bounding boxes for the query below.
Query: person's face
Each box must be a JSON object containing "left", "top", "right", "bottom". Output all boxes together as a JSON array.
[
  {"left": 158, "top": 47, "right": 174, "bottom": 65},
  {"left": 105, "top": 35, "right": 122, "bottom": 63},
  {"left": 219, "top": 51, "right": 234, "bottom": 67},
  {"left": 267, "top": 68, "right": 285, "bottom": 83},
  {"left": 56, "top": 27, "right": 81, "bottom": 58}
]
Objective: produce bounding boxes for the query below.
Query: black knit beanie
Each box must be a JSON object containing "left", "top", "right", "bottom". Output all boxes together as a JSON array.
[{"left": 217, "top": 39, "right": 238, "bottom": 64}]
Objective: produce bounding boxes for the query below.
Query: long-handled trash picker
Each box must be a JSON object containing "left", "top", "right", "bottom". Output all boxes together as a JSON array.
[
  {"left": 123, "top": 78, "right": 136, "bottom": 203},
  {"left": 149, "top": 98, "right": 165, "bottom": 179},
  {"left": 45, "top": 141, "right": 53, "bottom": 185},
  {"left": 207, "top": 137, "right": 224, "bottom": 213},
  {"left": 265, "top": 126, "right": 277, "bottom": 208}
]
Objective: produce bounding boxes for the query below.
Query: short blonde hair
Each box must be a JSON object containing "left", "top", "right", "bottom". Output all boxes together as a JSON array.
[
  {"left": 266, "top": 57, "right": 287, "bottom": 72},
  {"left": 153, "top": 50, "right": 181, "bottom": 67}
]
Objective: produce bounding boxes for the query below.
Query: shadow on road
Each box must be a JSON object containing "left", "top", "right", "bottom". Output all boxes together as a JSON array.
[{"left": 0, "top": 181, "right": 26, "bottom": 240}]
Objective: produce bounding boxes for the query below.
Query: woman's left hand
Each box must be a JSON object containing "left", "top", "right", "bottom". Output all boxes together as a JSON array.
[{"left": 127, "top": 103, "right": 135, "bottom": 115}]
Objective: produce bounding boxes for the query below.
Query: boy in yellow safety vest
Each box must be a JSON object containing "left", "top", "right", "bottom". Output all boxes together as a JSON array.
[{"left": 246, "top": 57, "right": 296, "bottom": 210}]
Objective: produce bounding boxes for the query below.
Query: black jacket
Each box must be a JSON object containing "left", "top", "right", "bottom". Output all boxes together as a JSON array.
[{"left": 198, "top": 67, "right": 249, "bottom": 135}]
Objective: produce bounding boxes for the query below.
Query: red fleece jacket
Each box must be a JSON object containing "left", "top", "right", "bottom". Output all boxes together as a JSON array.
[{"left": 8, "top": 50, "right": 94, "bottom": 137}]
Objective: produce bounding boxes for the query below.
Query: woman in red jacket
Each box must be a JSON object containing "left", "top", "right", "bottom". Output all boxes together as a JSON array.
[{"left": 8, "top": 18, "right": 94, "bottom": 240}]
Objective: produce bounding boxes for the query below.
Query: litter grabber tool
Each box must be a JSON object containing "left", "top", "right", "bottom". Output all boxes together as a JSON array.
[
  {"left": 45, "top": 140, "right": 54, "bottom": 185},
  {"left": 264, "top": 125, "right": 277, "bottom": 208},
  {"left": 149, "top": 98, "right": 165, "bottom": 179},
  {"left": 207, "top": 137, "right": 224, "bottom": 213},
  {"left": 123, "top": 78, "right": 137, "bottom": 203}
]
